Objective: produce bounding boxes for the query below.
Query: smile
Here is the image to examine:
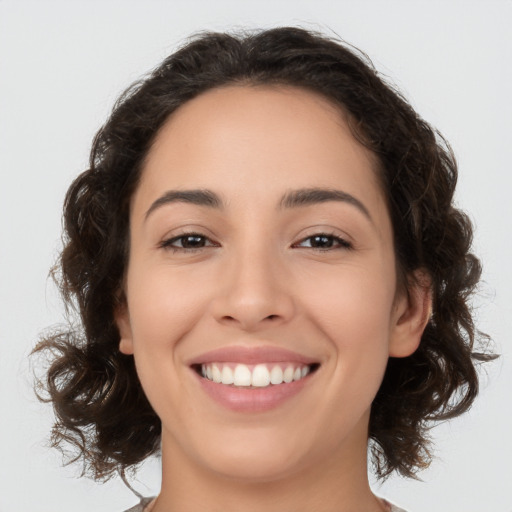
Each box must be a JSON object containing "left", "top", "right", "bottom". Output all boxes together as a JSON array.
[
  {"left": 198, "top": 362, "right": 316, "bottom": 388},
  {"left": 189, "top": 347, "right": 320, "bottom": 412}
]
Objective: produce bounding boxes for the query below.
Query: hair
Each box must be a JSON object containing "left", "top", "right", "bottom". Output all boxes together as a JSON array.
[{"left": 33, "top": 26, "right": 494, "bottom": 481}]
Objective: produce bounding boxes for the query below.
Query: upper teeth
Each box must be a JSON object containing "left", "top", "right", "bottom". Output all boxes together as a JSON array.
[{"left": 200, "top": 363, "right": 311, "bottom": 387}]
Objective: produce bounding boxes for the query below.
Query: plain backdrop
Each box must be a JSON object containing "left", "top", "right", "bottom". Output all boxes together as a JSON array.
[{"left": 1, "top": 1, "right": 511, "bottom": 511}]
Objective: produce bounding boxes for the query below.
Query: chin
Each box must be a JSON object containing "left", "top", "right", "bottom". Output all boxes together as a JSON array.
[
  {"left": 180, "top": 424, "right": 322, "bottom": 484},
  {"left": 206, "top": 451, "right": 307, "bottom": 484}
]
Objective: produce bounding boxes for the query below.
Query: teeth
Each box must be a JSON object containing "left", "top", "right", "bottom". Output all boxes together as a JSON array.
[
  {"left": 212, "top": 364, "right": 222, "bottom": 383},
  {"left": 283, "top": 366, "right": 294, "bottom": 383},
  {"left": 251, "top": 364, "right": 270, "bottom": 387},
  {"left": 270, "top": 366, "right": 283, "bottom": 384},
  {"left": 221, "top": 366, "right": 234, "bottom": 385},
  {"left": 233, "top": 364, "right": 252, "bottom": 386},
  {"left": 199, "top": 362, "right": 313, "bottom": 388}
]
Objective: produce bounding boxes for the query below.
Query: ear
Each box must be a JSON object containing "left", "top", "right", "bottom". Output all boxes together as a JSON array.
[
  {"left": 389, "top": 269, "right": 432, "bottom": 358},
  {"left": 115, "top": 302, "right": 134, "bottom": 355}
]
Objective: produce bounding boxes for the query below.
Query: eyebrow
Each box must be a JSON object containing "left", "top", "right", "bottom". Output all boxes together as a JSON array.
[
  {"left": 145, "top": 187, "right": 372, "bottom": 222},
  {"left": 279, "top": 187, "right": 372, "bottom": 221},
  {"left": 145, "top": 189, "right": 222, "bottom": 220}
]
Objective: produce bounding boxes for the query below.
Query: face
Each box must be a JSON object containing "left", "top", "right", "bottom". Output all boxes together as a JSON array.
[{"left": 116, "top": 85, "right": 426, "bottom": 483}]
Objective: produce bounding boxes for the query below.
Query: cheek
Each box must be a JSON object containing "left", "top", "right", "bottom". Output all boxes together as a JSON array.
[
  {"left": 124, "top": 263, "right": 214, "bottom": 418},
  {"left": 126, "top": 262, "right": 212, "bottom": 352},
  {"left": 300, "top": 261, "right": 396, "bottom": 379},
  {"left": 304, "top": 259, "right": 395, "bottom": 331},
  {"left": 302, "top": 270, "right": 395, "bottom": 436}
]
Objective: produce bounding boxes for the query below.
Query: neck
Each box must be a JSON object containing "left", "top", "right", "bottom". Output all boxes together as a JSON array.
[{"left": 153, "top": 418, "right": 385, "bottom": 512}]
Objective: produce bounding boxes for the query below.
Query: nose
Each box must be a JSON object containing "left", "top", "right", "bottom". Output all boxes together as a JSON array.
[{"left": 211, "top": 246, "right": 295, "bottom": 331}]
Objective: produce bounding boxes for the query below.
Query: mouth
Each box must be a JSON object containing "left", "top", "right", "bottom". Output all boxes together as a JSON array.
[
  {"left": 188, "top": 346, "right": 321, "bottom": 412},
  {"left": 192, "top": 362, "right": 320, "bottom": 388}
]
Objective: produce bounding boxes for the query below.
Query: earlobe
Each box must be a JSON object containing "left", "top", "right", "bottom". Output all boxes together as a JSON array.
[
  {"left": 115, "top": 303, "right": 134, "bottom": 355},
  {"left": 389, "top": 269, "right": 432, "bottom": 358}
]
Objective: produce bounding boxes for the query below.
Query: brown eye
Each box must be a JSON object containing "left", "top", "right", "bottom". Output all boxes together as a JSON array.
[
  {"left": 178, "top": 235, "right": 207, "bottom": 248},
  {"left": 295, "top": 234, "right": 352, "bottom": 250},
  {"left": 309, "top": 235, "right": 335, "bottom": 248},
  {"left": 160, "top": 233, "right": 218, "bottom": 251}
]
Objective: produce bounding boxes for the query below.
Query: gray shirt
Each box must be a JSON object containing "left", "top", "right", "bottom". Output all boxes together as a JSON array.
[
  {"left": 122, "top": 497, "right": 407, "bottom": 512},
  {"left": 122, "top": 497, "right": 155, "bottom": 512}
]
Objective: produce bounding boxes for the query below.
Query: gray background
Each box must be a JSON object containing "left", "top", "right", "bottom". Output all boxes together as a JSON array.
[{"left": 1, "top": 1, "right": 511, "bottom": 511}]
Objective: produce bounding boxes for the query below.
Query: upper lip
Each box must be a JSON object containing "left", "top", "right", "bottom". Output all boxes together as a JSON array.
[{"left": 187, "top": 346, "right": 319, "bottom": 366}]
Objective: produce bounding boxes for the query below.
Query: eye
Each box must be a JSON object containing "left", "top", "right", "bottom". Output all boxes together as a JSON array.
[
  {"left": 294, "top": 233, "right": 352, "bottom": 251},
  {"left": 159, "top": 233, "right": 218, "bottom": 252}
]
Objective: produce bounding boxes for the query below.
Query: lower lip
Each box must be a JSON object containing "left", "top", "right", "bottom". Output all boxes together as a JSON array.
[{"left": 193, "top": 370, "right": 313, "bottom": 412}]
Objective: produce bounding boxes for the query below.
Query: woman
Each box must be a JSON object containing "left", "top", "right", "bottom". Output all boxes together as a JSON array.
[{"left": 34, "top": 27, "right": 493, "bottom": 512}]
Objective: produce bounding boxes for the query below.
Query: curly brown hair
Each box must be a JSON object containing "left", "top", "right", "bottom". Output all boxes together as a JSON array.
[{"left": 33, "top": 26, "right": 493, "bottom": 481}]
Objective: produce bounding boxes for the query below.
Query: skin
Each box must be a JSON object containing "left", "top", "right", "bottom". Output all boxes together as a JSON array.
[{"left": 116, "top": 85, "right": 431, "bottom": 512}]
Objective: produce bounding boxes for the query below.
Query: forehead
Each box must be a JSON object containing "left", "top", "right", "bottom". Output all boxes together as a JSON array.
[{"left": 135, "top": 85, "right": 387, "bottom": 227}]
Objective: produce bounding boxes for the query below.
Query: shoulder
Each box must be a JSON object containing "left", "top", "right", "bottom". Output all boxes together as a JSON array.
[
  {"left": 124, "top": 497, "right": 406, "bottom": 512},
  {"left": 381, "top": 498, "right": 408, "bottom": 512},
  {"left": 388, "top": 503, "right": 408, "bottom": 512},
  {"left": 122, "top": 497, "right": 156, "bottom": 512}
]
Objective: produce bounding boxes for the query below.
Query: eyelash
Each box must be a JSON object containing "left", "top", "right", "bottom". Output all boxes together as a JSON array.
[
  {"left": 293, "top": 233, "right": 353, "bottom": 251},
  {"left": 159, "top": 232, "right": 352, "bottom": 253},
  {"left": 159, "top": 233, "right": 219, "bottom": 253}
]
